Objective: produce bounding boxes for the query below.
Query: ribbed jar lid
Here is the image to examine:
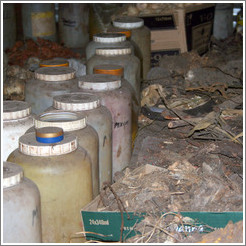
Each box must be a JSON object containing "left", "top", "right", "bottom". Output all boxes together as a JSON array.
[
  {"left": 93, "top": 64, "right": 124, "bottom": 76},
  {"left": 113, "top": 16, "right": 144, "bottom": 29},
  {"left": 19, "top": 128, "right": 77, "bottom": 156},
  {"left": 78, "top": 74, "right": 121, "bottom": 91},
  {"left": 40, "top": 58, "right": 69, "bottom": 67},
  {"left": 107, "top": 27, "right": 131, "bottom": 38},
  {"left": 53, "top": 93, "right": 101, "bottom": 111},
  {"left": 95, "top": 47, "right": 131, "bottom": 56},
  {"left": 3, "top": 100, "right": 31, "bottom": 120},
  {"left": 93, "top": 33, "right": 126, "bottom": 43},
  {"left": 35, "top": 67, "right": 75, "bottom": 81},
  {"left": 35, "top": 111, "right": 87, "bottom": 131},
  {"left": 3, "top": 161, "right": 24, "bottom": 188}
]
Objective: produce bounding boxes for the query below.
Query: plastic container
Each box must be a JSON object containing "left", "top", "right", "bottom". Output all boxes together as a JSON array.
[
  {"left": 58, "top": 3, "right": 89, "bottom": 49},
  {"left": 25, "top": 67, "right": 78, "bottom": 115},
  {"left": 27, "top": 111, "right": 99, "bottom": 198},
  {"left": 112, "top": 16, "right": 151, "bottom": 80},
  {"left": 77, "top": 74, "right": 132, "bottom": 176},
  {"left": 7, "top": 127, "right": 93, "bottom": 243},
  {"left": 93, "top": 64, "right": 139, "bottom": 148},
  {"left": 3, "top": 161, "right": 42, "bottom": 243},
  {"left": 86, "top": 47, "right": 140, "bottom": 102},
  {"left": 3, "top": 100, "right": 34, "bottom": 161},
  {"left": 52, "top": 93, "right": 112, "bottom": 189},
  {"left": 86, "top": 32, "right": 134, "bottom": 60},
  {"left": 39, "top": 58, "right": 69, "bottom": 67},
  {"left": 21, "top": 3, "right": 56, "bottom": 41},
  {"left": 3, "top": 3, "right": 16, "bottom": 51}
]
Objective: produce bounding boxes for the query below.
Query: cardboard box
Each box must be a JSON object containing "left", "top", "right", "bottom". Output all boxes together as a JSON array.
[
  {"left": 81, "top": 165, "right": 243, "bottom": 242},
  {"left": 139, "top": 4, "right": 216, "bottom": 66}
]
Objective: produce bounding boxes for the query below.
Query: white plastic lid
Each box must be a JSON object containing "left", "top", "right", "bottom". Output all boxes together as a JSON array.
[
  {"left": 95, "top": 47, "right": 131, "bottom": 56},
  {"left": 19, "top": 131, "right": 77, "bottom": 156},
  {"left": 3, "top": 100, "right": 31, "bottom": 120},
  {"left": 93, "top": 33, "right": 126, "bottom": 43},
  {"left": 35, "top": 67, "right": 75, "bottom": 81},
  {"left": 53, "top": 93, "right": 101, "bottom": 111},
  {"left": 3, "top": 161, "right": 24, "bottom": 188},
  {"left": 34, "top": 111, "right": 87, "bottom": 131},
  {"left": 78, "top": 74, "right": 121, "bottom": 91},
  {"left": 113, "top": 16, "right": 144, "bottom": 29}
]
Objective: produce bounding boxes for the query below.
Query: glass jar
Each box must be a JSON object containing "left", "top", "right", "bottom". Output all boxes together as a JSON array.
[
  {"left": 3, "top": 100, "right": 34, "bottom": 161},
  {"left": 86, "top": 47, "right": 140, "bottom": 102},
  {"left": 112, "top": 16, "right": 151, "bottom": 80},
  {"left": 86, "top": 32, "right": 134, "bottom": 60},
  {"left": 77, "top": 74, "right": 132, "bottom": 177},
  {"left": 25, "top": 67, "right": 78, "bottom": 115},
  {"left": 93, "top": 64, "right": 139, "bottom": 148},
  {"left": 7, "top": 127, "right": 93, "bottom": 243},
  {"left": 3, "top": 161, "right": 42, "bottom": 243},
  {"left": 27, "top": 111, "right": 99, "bottom": 198},
  {"left": 52, "top": 92, "right": 112, "bottom": 189}
]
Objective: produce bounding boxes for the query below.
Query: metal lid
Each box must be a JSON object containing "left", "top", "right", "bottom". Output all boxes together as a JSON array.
[
  {"left": 36, "top": 127, "right": 64, "bottom": 143},
  {"left": 113, "top": 16, "right": 144, "bottom": 29},
  {"left": 19, "top": 130, "right": 78, "bottom": 156},
  {"left": 95, "top": 47, "right": 131, "bottom": 56},
  {"left": 107, "top": 27, "right": 131, "bottom": 38},
  {"left": 93, "top": 64, "right": 124, "bottom": 76},
  {"left": 35, "top": 111, "right": 87, "bottom": 131},
  {"left": 53, "top": 93, "right": 101, "bottom": 111},
  {"left": 40, "top": 58, "right": 69, "bottom": 67},
  {"left": 93, "top": 33, "right": 126, "bottom": 43},
  {"left": 3, "top": 100, "right": 31, "bottom": 120},
  {"left": 78, "top": 74, "right": 121, "bottom": 91},
  {"left": 3, "top": 161, "right": 24, "bottom": 188},
  {"left": 35, "top": 67, "right": 75, "bottom": 81}
]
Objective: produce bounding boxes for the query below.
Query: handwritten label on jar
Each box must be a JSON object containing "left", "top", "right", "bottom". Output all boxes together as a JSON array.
[{"left": 114, "top": 120, "right": 129, "bottom": 129}]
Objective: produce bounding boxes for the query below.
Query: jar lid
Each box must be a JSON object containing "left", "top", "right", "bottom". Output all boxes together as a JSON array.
[
  {"left": 35, "top": 67, "right": 75, "bottom": 81},
  {"left": 40, "top": 58, "right": 69, "bottom": 67},
  {"left": 113, "top": 16, "right": 144, "bottom": 29},
  {"left": 93, "top": 33, "right": 126, "bottom": 43},
  {"left": 53, "top": 93, "right": 101, "bottom": 111},
  {"left": 96, "top": 47, "right": 131, "bottom": 56},
  {"left": 78, "top": 74, "right": 121, "bottom": 91},
  {"left": 3, "top": 100, "right": 31, "bottom": 120},
  {"left": 19, "top": 130, "right": 77, "bottom": 156},
  {"left": 93, "top": 64, "right": 124, "bottom": 76},
  {"left": 107, "top": 27, "right": 131, "bottom": 38},
  {"left": 3, "top": 161, "right": 24, "bottom": 188},
  {"left": 36, "top": 127, "right": 64, "bottom": 143},
  {"left": 34, "top": 111, "right": 87, "bottom": 131}
]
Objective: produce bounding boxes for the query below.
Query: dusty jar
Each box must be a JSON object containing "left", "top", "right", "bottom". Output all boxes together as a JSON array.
[
  {"left": 7, "top": 127, "right": 93, "bottom": 243},
  {"left": 52, "top": 93, "right": 112, "bottom": 190},
  {"left": 3, "top": 161, "right": 42, "bottom": 243},
  {"left": 86, "top": 32, "right": 134, "bottom": 60},
  {"left": 86, "top": 47, "right": 140, "bottom": 101},
  {"left": 28, "top": 110, "right": 99, "bottom": 198},
  {"left": 93, "top": 64, "right": 139, "bottom": 148},
  {"left": 113, "top": 16, "right": 151, "bottom": 80},
  {"left": 25, "top": 67, "right": 78, "bottom": 115},
  {"left": 77, "top": 74, "right": 132, "bottom": 177},
  {"left": 3, "top": 100, "right": 34, "bottom": 161}
]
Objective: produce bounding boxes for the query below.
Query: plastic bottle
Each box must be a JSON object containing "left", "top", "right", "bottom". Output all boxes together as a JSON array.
[
  {"left": 7, "top": 127, "right": 93, "bottom": 243},
  {"left": 3, "top": 161, "right": 42, "bottom": 243}
]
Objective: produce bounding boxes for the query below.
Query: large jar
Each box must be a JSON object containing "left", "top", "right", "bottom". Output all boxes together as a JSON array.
[
  {"left": 28, "top": 111, "right": 99, "bottom": 198},
  {"left": 25, "top": 67, "right": 78, "bottom": 115},
  {"left": 3, "top": 161, "right": 42, "bottom": 243},
  {"left": 58, "top": 3, "right": 89, "bottom": 49},
  {"left": 86, "top": 47, "right": 140, "bottom": 102},
  {"left": 93, "top": 64, "right": 139, "bottom": 148},
  {"left": 52, "top": 93, "right": 112, "bottom": 189},
  {"left": 112, "top": 16, "right": 151, "bottom": 80},
  {"left": 3, "top": 101, "right": 34, "bottom": 161},
  {"left": 7, "top": 127, "right": 93, "bottom": 243},
  {"left": 86, "top": 32, "right": 134, "bottom": 60},
  {"left": 77, "top": 74, "right": 132, "bottom": 177},
  {"left": 21, "top": 3, "right": 56, "bottom": 41}
]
